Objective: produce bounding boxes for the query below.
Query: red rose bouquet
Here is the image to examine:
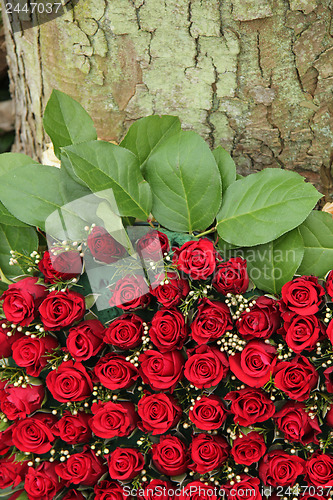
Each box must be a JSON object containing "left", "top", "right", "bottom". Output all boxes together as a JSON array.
[{"left": 0, "top": 91, "right": 332, "bottom": 500}]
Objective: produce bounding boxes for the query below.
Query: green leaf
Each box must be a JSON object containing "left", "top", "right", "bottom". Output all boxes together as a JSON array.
[
  {"left": 0, "top": 202, "right": 28, "bottom": 227},
  {"left": 213, "top": 146, "right": 236, "bottom": 195},
  {"left": 0, "top": 224, "right": 38, "bottom": 278},
  {"left": 144, "top": 131, "right": 222, "bottom": 232},
  {"left": 242, "top": 229, "right": 304, "bottom": 294},
  {"left": 0, "top": 162, "right": 92, "bottom": 234},
  {"left": 297, "top": 211, "right": 333, "bottom": 277},
  {"left": 62, "top": 140, "right": 152, "bottom": 220},
  {"left": 43, "top": 89, "right": 97, "bottom": 158},
  {"left": 120, "top": 115, "right": 181, "bottom": 170},
  {"left": 216, "top": 169, "right": 322, "bottom": 247}
]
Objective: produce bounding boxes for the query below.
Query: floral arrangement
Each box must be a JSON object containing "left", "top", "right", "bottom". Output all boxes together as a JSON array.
[{"left": 0, "top": 90, "right": 332, "bottom": 500}]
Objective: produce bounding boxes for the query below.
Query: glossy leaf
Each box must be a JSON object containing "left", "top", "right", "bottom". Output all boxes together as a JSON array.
[
  {"left": 213, "top": 146, "right": 236, "bottom": 195},
  {"left": 0, "top": 224, "right": 38, "bottom": 278}
]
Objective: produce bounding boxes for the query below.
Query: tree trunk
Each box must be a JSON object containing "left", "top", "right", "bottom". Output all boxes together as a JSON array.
[{"left": 1, "top": 0, "right": 333, "bottom": 199}]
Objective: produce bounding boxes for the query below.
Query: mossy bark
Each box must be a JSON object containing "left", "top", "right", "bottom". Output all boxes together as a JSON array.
[{"left": 1, "top": 0, "right": 333, "bottom": 199}]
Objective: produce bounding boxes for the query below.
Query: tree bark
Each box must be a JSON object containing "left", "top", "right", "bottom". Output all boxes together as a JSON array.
[{"left": 1, "top": 0, "right": 333, "bottom": 199}]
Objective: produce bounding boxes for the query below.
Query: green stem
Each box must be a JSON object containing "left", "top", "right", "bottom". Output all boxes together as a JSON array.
[{"left": 193, "top": 227, "right": 216, "bottom": 238}]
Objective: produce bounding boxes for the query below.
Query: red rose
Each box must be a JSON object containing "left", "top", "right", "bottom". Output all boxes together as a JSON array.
[
  {"left": 225, "top": 388, "right": 275, "bottom": 426},
  {"left": 229, "top": 340, "right": 277, "bottom": 388},
  {"left": 281, "top": 314, "right": 325, "bottom": 353},
  {"left": 152, "top": 435, "right": 189, "bottom": 476},
  {"left": 184, "top": 344, "right": 229, "bottom": 388},
  {"left": 327, "top": 407, "right": 333, "bottom": 427},
  {"left": 280, "top": 276, "right": 325, "bottom": 319},
  {"left": 0, "top": 382, "right": 45, "bottom": 420},
  {"left": 107, "top": 447, "right": 144, "bottom": 480},
  {"left": 0, "top": 427, "right": 13, "bottom": 456},
  {"left": 95, "top": 480, "right": 128, "bottom": 500},
  {"left": 137, "top": 230, "right": 169, "bottom": 261},
  {"left": 150, "top": 272, "right": 189, "bottom": 307},
  {"left": 39, "top": 290, "right": 86, "bottom": 331},
  {"left": 62, "top": 490, "right": 86, "bottom": 500},
  {"left": 326, "top": 270, "right": 333, "bottom": 299},
  {"left": 12, "top": 413, "right": 56, "bottom": 454},
  {"left": 305, "top": 452, "right": 333, "bottom": 486},
  {"left": 87, "top": 226, "right": 127, "bottom": 264},
  {"left": 236, "top": 296, "right": 280, "bottom": 340},
  {"left": 46, "top": 360, "right": 93, "bottom": 402},
  {"left": 212, "top": 257, "right": 249, "bottom": 295},
  {"left": 231, "top": 431, "right": 266, "bottom": 466},
  {"left": 56, "top": 446, "right": 107, "bottom": 486},
  {"left": 175, "top": 239, "right": 216, "bottom": 280},
  {"left": 190, "top": 299, "right": 233, "bottom": 344},
  {"left": 38, "top": 250, "right": 82, "bottom": 283},
  {"left": 1, "top": 277, "right": 47, "bottom": 326},
  {"left": 189, "top": 433, "right": 229, "bottom": 473},
  {"left": 259, "top": 450, "right": 305, "bottom": 486},
  {"left": 109, "top": 274, "right": 151, "bottom": 310},
  {"left": 137, "top": 392, "right": 182, "bottom": 435},
  {"left": 224, "top": 476, "right": 262, "bottom": 500},
  {"left": 327, "top": 319, "right": 333, "bottom": 348},
  {"left": 143, "top": 480, "right": 175, "bottom": 500},
  {"left": 94, "top": 353, "right": 139, "bottom": 390},
  {"left": 66, "top": 319, "right": 105, "bottom": 361},
  {"left": 0, "top": 327, "right": 23, "bottom": 358},
  {"left": 273, "top": 355, "right": 318, "bottom": 401},
  {"left": 189, "top": 395, "right": 228, "bottom": 430},
  {"left": 273, "top": 402, "right": 321, "bottom": 444},
  {"left": 90, "top": 400, "right": 137, "bottom": 438},
  {"left": 150, "top": 308, "right": 188, "bottom": 352},
  {"left": 12, "top": 335, "right": 58, "bottom": 376},
  {"left": 139, "top": 350, "right": 184, "bottom": 393},
  {"left": 104, "top": 314, "right": 143, "bottom": 350},
  {"left": 24, "top": 461, "right": 64, "bottom": 500},
  {"left": 53, "top": 411, "right": 92, "bottom": 444},
  {"left": 0, "top": 456, "right": 27, "bottom": 489},
  {"left": 178, "top": 482, "right": 218, "bottom": 500},
  {"left": 324, "top": 366, "right": 333, "bottom": 393}
]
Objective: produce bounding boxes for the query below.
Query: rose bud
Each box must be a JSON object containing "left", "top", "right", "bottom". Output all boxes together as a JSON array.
[
  {"left": 109, "top": 274, "right": 151, "bottom": 310},
  {"left": 12, "top": 413, "right": 57, "bottom": 454},
  {"left": 236, "top": 296, "right": 280, "bottom": 340},
  {"left": 279, "top": 275, "right": 325, "bottom": 320},
  {"left": 0, "top": 426, "right": 13, "bottom": 456},
  {"left": 150, "top": 272, "right": 190, "bottom": 308},
  {"left": 178, "top": 482, "right": 218, "bottom": 500},
  {"left": 66, "top": 319, "right": 105, "bottom": 361},
  {"left": 87, "top": 226, "right": 127, "bottom": 263},
  {"left": 95, "top": 480, "right": 128, "bottom": 500},
  {"left": 0, "top": 382, "right": 45, "bottom": 420},
  {"left": 326, "top": 270, "right": 333, "bottom": 299},
  {"left": 0, "top": 456, "right": 28, "bottom": 489},
  {"left": 184, "top": 344, "right": 229, "bottom": 389},
  {"left": 189, "top": 434, "right": 229, "bottom": 473},
  {"left": 94, "top": 353, "right": 139, "bottom": 390},
  {"left": 174, "top": 239, "right": 217, "bottom": 280},
  {"left": 150, "top": 308, "right": 188, "bottom": 352},
  {"left": 273, "top": 402, "right": 321, "bottom": 444},
  {"left": 107, "top": 447, "right": 144, "bottom": 481},
  {"left": 189, "top": 395, "right": 228, "bottom": 430},
  {"left": 46, "top": 360, "right": 93, "bottom": 402},
  {"left": 273, "top": 355, "right": 318, "bottom": 401},
  {"left": 39, "top": 289, "right": 86, "bottom": 331},
  {"left": 152, "top": 435, "right": 189, "bottom": 476},
  {"left": 223, "top": 475, "right": 262, "bottom": 500},
  {"left": 0, "top": 326, "right": 24, "bottom": 358},
  {"left": 136, "top": 230, "right": 169, "bottom": 261},
  {"left": 12, "top": 335, "right": 58, "bottom": 377},
  {"left": 53, "top": 411, "right": 92, "bottom": 444},
  {"left": 24, "top": 461, "right": 64, "bottom": 500},
  {"left": 231, "top": 431, "right": 266, "bottom": 466},
  {"left": 212, "top": 257, "right": 249, "bottom": 295},
  {"left": 90, "top": 400, "right": 138, "bottom": 439},
  {"left": 229, "top": 340, "right": 277, "bottom": 388},
  {"left": 143, "top": 480, "right": 175, "bottom": 500},
  {"left": 305, "top": 452, "right": 333, "bottom": 486},
  {"left": 225, "top": 388, "right": 275, "bottom": 426},
  {"left": 137, "top": 392, "right": 182, "bottom": 435},
  {"left": 259, "top": 450, "right": 305, "bottom": 486},
  {"left": 280, "top": 314, "right": 326, "bottom": 353},
  {"left": 139, "top": 349, "right": 184, "bottom": 393},
  {"left": 56, "top": 446, "right": 107, "bottom": 486},
  {"left": 1, "top": 277, "right": 47, "bottom": 326},
  {"left": 38, "top": 250, "right": 82, "bottom": 283},
  {"left": 104, "top": 313, "right": 144, "bottom": 350},
  {"left": 190, "top": 299, "right": 233, "bottom": 344}
]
